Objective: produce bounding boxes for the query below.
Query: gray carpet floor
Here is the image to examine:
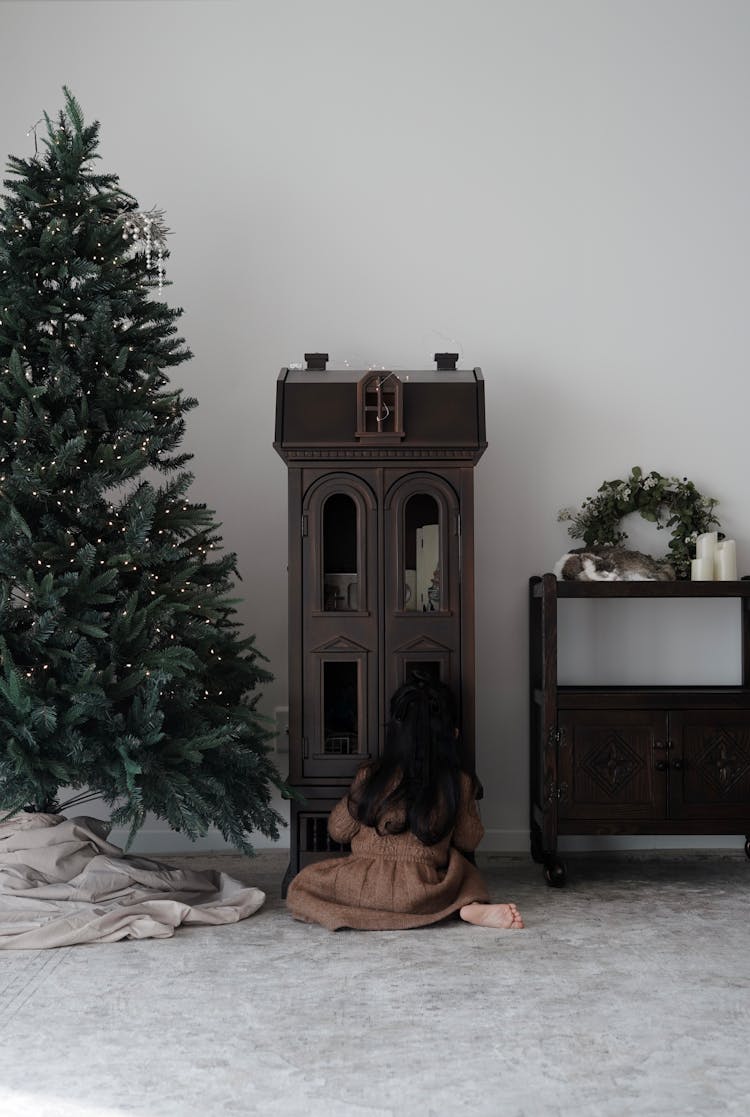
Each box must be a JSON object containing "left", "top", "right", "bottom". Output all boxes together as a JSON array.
[{"left": 1, "top": 849, "right": 749, "bottom": 1117}]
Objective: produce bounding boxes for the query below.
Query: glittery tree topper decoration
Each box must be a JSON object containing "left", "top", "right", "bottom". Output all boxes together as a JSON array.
[{"left": 121, "top": 206, "right": 171, "bottom": 292}]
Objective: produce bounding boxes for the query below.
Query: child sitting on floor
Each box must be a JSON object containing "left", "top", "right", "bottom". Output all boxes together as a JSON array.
[{"left": 286, "top": 672, "right": 524, "bottom": 931}]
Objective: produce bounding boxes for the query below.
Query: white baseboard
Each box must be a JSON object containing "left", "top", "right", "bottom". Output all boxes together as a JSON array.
[
  {"left": 556, "top": 833, "right": 745, "bottom": 852},
  {"left": 98, "top": 825, "right": 745, "bottom": 857},
  {"left": 71, "top": 793, "right": 292, "bottom": 855},
  {"left": 106, "top": 826, "right": 290, "bottom": 854},
  {"left": 480, "top": 829, "right": 746, "bottom": 854},
  {"left": 479, "top": 829, "right": 531, "bottom": 853}
]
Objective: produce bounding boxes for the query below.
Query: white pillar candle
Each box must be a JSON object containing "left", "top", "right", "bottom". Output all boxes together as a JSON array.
[
  {"left": 715, "top": 539, "right": 737, "bottom": 581},
  {"left": 695, "top": 532, "right": 718, "bottom": 560},
  {"left": 691, "top": 557, "right": 714, "bottom": 580}
]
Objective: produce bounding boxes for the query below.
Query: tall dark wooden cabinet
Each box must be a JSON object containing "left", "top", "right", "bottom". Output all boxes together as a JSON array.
[
  {"left": 529, "top": 574, "right": 750, "bottom": 886},
  {"left": 275, "top": 354, "right": 487, "bottom": 890}
]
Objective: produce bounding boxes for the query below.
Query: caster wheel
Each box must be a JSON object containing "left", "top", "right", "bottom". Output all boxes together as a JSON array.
[
  {"left": 744, "top": 838, "right": 750, "bottom": 861},
  {"left": 543, "top": 860, "right": 567, "bottom": 887}
]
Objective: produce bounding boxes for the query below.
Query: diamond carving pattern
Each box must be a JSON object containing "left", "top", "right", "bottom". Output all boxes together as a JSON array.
[
  {"left": 697, "top": 729, "right": 750, "bottom": 795},
  {"left": 581, "top": 732, "right": 645, "bottom": 796}
]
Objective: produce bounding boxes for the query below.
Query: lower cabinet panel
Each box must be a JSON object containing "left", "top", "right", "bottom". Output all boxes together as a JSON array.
[
  {"left": 558, "top": 709, "right": 667, "bottom": 822},
  {"left": 669, "top": 709, "right": 750, "bottom": 821}
]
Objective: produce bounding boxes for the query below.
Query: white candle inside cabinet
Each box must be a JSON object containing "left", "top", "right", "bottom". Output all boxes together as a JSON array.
[
  {"left": 691, "top": 557, "right": 714, "bottom": 580},
  {"left": 695, "top": 532, "right": 718, "bottom": 560},
  {"left": 715, "top": 539, "right": 737, "bottom": 581}
]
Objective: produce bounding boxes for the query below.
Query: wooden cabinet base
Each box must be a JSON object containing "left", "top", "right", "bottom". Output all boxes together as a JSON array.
[{"left": 529, "top": 574, "right": 750, "bottom": 885}]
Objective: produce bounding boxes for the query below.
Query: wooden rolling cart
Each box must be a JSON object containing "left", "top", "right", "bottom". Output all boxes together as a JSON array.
[
  {"left": 529, "top": 574, "right": 750, "bottom": 885},
  {"left": 275, "top": 353, "right": 486, "bottom": 893}
]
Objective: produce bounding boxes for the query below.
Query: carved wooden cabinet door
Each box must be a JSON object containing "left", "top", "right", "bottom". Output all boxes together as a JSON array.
[
  {"left": 557, "top": 710, "right": 668, "bottom": 822},
  {"left": 668, "top": 710, "right": 750, "bottom": 821}
]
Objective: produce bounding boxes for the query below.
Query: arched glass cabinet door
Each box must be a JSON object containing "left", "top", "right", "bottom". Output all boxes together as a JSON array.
[
  {"left": 301, "top": 474, "right": 378, "bottom": 778},
  {"left": 302, "top": 475, "right": 375, "bottom": 617},
  {"left": 384, "top": 473, "right": 460, "bottom": 616},
  {"left": 384, "top": 473, "right": 462, "bottom": 710}
]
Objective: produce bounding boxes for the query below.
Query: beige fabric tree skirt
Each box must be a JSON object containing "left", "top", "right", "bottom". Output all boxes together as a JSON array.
[{"left": 0, "top": 812, "right": 265, "bottom": 949}]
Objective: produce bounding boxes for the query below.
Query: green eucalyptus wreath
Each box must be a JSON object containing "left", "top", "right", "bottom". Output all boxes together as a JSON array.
[{"left": 558, "top": 467, "right": 720, "bottom": 579}]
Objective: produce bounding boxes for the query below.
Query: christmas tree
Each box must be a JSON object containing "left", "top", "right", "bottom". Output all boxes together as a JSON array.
[{"left": 0, "top": 88, "right": 287, "bottom": 852}]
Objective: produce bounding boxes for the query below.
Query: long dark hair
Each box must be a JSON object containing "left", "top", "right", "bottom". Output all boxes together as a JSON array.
[{"left": 349, "top": 671, "right": 463, "bottom": 845}]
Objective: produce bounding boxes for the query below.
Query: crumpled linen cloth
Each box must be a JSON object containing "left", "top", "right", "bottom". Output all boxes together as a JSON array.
[{"left": 0, "top": 812, "right": 265, "bottom": 949}]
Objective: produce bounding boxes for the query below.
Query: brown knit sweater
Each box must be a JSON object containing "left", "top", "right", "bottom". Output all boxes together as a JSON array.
[{"left": 286, "top": 769, "right": 489, "bottom": 930}]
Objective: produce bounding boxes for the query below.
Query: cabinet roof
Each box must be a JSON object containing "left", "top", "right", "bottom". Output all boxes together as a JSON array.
[{"left": 274, "top": 366, "right": 487, "bottom": 457}]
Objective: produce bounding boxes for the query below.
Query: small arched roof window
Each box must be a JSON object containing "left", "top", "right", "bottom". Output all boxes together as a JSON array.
[{"left": 355, "top": 371, "right": 404, "bottom": 442}]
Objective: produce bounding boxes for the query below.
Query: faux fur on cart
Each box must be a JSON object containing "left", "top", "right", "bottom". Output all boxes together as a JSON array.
[{"left": 0, "top": 812, "right": 265, "bottom": 949}]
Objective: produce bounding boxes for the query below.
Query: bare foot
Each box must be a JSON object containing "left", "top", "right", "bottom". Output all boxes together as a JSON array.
[{"left": 459, "top": 902, "right": 524, "bottom": 929}]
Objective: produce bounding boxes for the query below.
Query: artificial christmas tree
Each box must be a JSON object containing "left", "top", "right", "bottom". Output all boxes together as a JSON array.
[{"left": 0, "top": 88, "right": 286, "bottom": 852}]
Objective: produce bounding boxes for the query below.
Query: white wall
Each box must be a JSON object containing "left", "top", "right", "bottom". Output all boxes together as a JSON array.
[{"left": 2, "top": 0, "right": 749, "bottom": 852}]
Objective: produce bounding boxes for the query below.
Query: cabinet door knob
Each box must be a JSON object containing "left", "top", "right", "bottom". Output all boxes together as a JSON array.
[
  {"left": 671, "top": 758, "right": 684, "bottom": 770},
  {"left": 655, "top": 760, "right": 668, "bottom": 772}
]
